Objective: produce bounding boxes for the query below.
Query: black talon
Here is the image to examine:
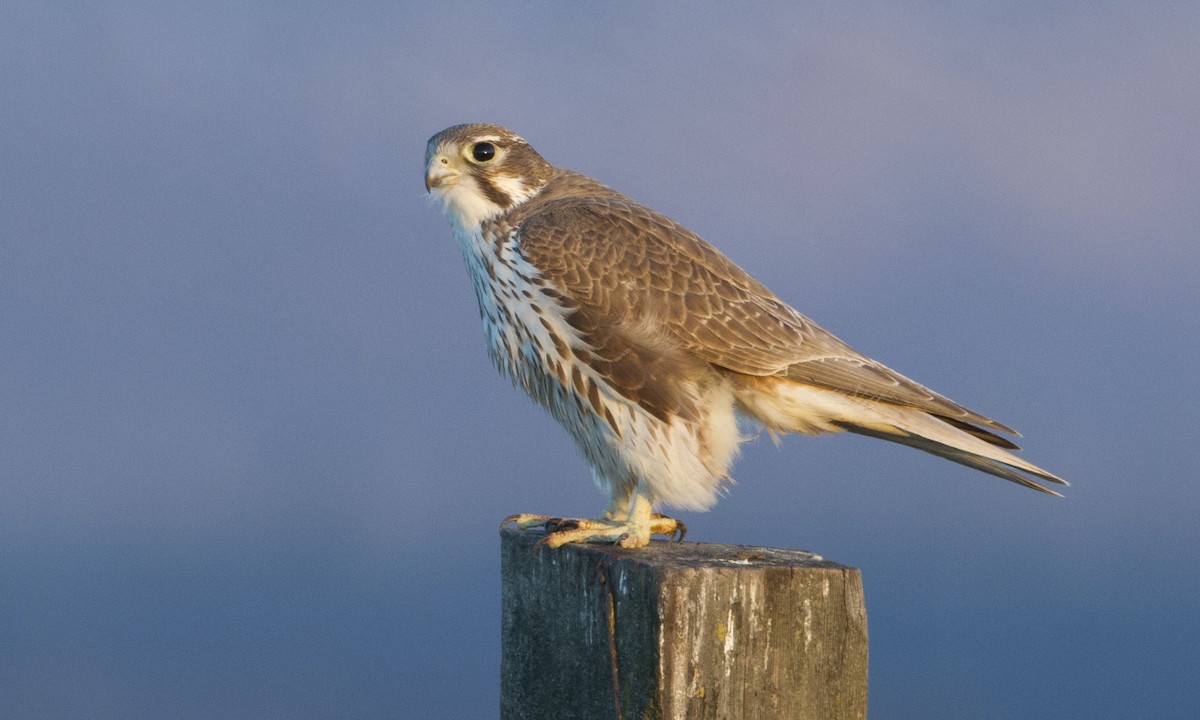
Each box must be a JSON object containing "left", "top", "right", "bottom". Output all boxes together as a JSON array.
[{"left": 544, "top": 517, "right": 579, "bottom": 533}]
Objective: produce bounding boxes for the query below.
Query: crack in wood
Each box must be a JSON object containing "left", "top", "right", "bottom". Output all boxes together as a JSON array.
[{"left": 597, "top": 560, "right": 623, "bottom": 720}]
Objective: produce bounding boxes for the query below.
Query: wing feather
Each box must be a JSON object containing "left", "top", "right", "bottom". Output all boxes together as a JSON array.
[{"left": 514, "top": 174, "right": 1014, "bottom": 435}]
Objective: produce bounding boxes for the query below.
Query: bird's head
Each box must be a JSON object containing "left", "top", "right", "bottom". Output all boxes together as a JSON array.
[{"left": 425, "top": 123, "right": 555, "bottom": 229}]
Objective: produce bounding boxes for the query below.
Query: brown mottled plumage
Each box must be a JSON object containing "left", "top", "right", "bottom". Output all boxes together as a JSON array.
[{"left": 425, "top": 123, "right": 1066, "bottom": 548}]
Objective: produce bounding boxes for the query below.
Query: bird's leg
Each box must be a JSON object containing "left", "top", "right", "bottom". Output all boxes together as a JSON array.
[
  {"left": 500, "top": 486, "right": 686, "bottom": 549},
  {"left": 608, "top": 485, "right": 687, "bottom": 542},
  {"left": 602, "top": 481, "right": 635, "bottom": 521}
]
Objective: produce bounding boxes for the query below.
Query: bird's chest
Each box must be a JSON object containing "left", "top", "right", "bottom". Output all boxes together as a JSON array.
[{"left": 455, "top": 223, "right": 577, "bottom": 404}]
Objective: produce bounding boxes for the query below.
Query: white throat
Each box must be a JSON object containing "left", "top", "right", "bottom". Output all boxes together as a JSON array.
[
  {"left": 432, "top": 173, "right": 540, "bottom": 231},
  {"left": 432, "top": 175, "right": 504, "bottom": 231}
]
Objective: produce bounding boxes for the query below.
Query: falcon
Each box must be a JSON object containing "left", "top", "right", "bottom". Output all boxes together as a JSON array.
[{"left": 424, "top": 123, "right": 1066, "bottom": 548}]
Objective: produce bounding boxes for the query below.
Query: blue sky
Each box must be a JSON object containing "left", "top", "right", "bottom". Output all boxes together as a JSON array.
[{"left": 2, "top": 2, "right": 1197, "bottom": 718}]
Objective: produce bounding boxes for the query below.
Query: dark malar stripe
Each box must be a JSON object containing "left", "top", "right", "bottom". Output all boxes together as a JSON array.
[{"left": 478, "top": 176, "right": 513, "bottom": 208}]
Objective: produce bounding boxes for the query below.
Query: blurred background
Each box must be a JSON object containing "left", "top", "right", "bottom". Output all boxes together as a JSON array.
[{"left": 2, "top": 2, "right": 1197, "bottom": 718}]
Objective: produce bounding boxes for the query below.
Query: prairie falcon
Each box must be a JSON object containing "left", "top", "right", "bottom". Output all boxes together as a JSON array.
[{"left": 424, "top": 123, "right": 1066, "bottom": 548}]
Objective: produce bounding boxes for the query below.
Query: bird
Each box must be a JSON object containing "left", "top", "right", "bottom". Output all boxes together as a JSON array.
[{"left": 424, "top": 123, "right": 1066, "bottom": 548}]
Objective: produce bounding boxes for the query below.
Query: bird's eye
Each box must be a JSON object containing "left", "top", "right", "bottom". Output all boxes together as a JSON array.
[{"left": 472, "top": 142, "right": 496, "bottom": 162}]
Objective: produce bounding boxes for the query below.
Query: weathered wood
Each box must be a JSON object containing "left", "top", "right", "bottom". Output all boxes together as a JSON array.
[{"left": 501, "top": 526, "right": 868, "bottom": 720}]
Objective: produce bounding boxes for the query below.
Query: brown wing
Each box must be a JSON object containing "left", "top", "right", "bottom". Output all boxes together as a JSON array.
[{"left": 515, "top": 180, "right": 1015, "bottom": 436}]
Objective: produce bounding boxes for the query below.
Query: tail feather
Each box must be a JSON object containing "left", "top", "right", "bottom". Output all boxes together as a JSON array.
[
  {"left": 731, "top": 376, "right": 1068, "bottom": 494},
  {"left": 832, "top": 406, "right": 1068, "bottom": 494},
  {"left": 935, "top": 415, "right": 1021, "bottom": 450}
]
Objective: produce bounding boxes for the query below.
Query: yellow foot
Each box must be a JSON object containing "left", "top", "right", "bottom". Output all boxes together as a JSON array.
[{"left": 500, "top": 513, "right": 686, "bottom": 549}]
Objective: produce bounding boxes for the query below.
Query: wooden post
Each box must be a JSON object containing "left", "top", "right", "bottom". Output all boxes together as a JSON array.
[{"left": 500, "top": 526, "right": 868, "bottom": 720}]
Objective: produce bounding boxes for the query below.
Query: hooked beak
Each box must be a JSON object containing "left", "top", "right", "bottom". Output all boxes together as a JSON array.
[{"left": 424, "top": 156, "right": 459, "bottom": 192}]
